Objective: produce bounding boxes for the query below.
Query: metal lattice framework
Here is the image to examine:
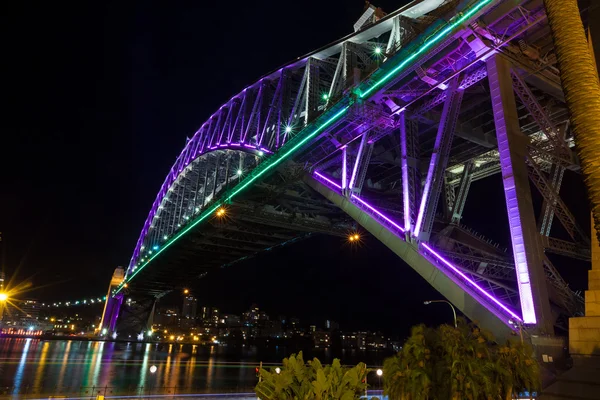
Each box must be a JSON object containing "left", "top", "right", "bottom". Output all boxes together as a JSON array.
[{"left": 106, "top": 0, "right": 591, "bottom": 339}]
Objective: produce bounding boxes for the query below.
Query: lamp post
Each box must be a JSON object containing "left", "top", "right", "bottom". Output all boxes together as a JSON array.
[{"left": 424, "top": 300, "right": 457, "bottom": 328}]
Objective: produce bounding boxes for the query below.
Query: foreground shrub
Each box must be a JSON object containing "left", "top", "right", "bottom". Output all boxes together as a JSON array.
[{"left": 254, "top": 351, "right": 372, "bottom": 400}]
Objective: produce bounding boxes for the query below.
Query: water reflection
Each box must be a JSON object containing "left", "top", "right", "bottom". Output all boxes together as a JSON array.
[
  {"left": 0, "top": 338, "right": 390, "bottom": 396},
  {"left": 12, "top": 339, "right": 31, "bottom": 394}
]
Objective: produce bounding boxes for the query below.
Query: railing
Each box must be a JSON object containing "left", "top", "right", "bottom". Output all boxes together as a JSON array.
[{"left": 0, "top": 385, "right": 257, "bottom": 399}]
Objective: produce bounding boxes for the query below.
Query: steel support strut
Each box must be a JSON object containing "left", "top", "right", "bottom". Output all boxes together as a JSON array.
[
  {"left": 486, "top": 54, "right": 553, "bottom": 332},
  {"left": 451, "top": 161, "right": 475, "bottom": 223},
  {"left": 400, "top": 113, "right": 421, "bottom": 233},
  {"left": 415, "top": 78, "right": 464, "bottom": 241}
]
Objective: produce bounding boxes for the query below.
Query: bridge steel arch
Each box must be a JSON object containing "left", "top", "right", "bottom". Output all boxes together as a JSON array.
[{"left": 105, "top": 0, "right": 591, "bottom": 341}]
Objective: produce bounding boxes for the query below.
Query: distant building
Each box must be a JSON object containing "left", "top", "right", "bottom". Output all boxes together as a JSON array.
[
  {"left": 154, "top": 307, "right": 178, "bottom": 326},
  {"left": 219, "top": 314, "right": 241, "bottom": 327},
  {"left": 182, "top": 296, "right": 197, "bottom": 319},
  {"left": 325, "top": 320, "right": 339, "bottom": 331},
  {"left": 312, "top": 330, "right": 330, "bottom": 348},
  {"left": 20, "top": 299, "right": 41, "bottom": 320},
  {"left": 366, "top": 333, "right": 388, "bottom": 349}
]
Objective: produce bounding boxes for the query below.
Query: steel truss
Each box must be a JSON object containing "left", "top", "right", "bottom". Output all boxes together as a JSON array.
[{"left": 122, "top": 0, "right": 590, "bottom": 338}]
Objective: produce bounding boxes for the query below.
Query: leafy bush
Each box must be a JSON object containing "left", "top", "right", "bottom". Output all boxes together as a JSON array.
[
  {"left": 254, "top": 352, "right": 373, "bottom": 400},
  {"left": 383, "top": 320, "right": 540, "bottom": 400}
]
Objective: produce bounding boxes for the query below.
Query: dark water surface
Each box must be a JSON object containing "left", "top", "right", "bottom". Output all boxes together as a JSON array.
[{"left": 0, "top": 338, "right": 389, "bottom": 397}]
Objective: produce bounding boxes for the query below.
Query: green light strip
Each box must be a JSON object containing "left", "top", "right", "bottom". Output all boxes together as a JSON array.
[
  {"left": 360, "top": 0, "right": 493, "bottom": 98},
  {"left": 118, "top": 0, "right": 493, "bottom": 293},
  {"left": 225, "top": 107, "right": 349, "bottom": 201}
]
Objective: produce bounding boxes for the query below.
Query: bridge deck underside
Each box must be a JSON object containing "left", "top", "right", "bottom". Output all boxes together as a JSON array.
[{"left": 127, "top": 175, "right": 352, "bottom": 297}]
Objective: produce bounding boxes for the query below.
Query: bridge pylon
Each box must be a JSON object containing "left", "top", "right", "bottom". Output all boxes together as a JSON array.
[{"left": 98, "top": 267, "right": 125, "bottom": 336}]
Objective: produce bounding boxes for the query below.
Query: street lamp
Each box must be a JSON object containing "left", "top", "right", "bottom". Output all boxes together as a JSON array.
[
  {"left": 275, "top": 367, "right": 281, "bottom": 374},
  {"left": 424, "top": 300, "right": 457, "bottom": 328},
  {"left": 0, "top": 293, "right": 7, "bottom": 302}
]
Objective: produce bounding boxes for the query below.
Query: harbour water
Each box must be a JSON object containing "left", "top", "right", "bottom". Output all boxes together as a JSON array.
[{"left": 0, "top": 338, "right": 390, "bottom": 398}]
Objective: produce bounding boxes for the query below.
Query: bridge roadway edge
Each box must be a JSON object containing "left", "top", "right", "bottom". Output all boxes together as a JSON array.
[{"left": 303, "top": 173, "right": 515, "bottom": 342}]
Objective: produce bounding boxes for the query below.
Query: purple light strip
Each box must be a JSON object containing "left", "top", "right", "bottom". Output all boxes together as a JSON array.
[
  {"left": 350, "top": 195, "right": 406, "bottom": 233},
  {"left": 422, "top": 243, "right": 522, "bottom": 322},
  {"left": 313, "top": 171, "right": 404, "bottom": 233},
  {"left": 314, "top": 171, "right": 342, "bottom": 190},
  {"left": 399, "top": 113, "right": 411, "bottom": 232},
  {"left": 341, "top": 146, "right": 347, "bottom": 190}
]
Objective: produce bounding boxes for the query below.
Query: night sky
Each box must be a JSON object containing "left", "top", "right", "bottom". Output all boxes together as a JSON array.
[{"left": 2, "top": 0, "right": 590, "bottom": 337}]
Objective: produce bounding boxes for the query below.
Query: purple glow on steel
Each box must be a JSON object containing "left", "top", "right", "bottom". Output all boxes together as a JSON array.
[
  {"left": 129, "top": 140, "right": 276, "bottom": 269},
  {"left": 314, "top": 171, "right": 342, "bottom": 190},
  {"left": 349, "top": 135, "right": 366, "bottom": 190},
  {"left": 487, "top": 58, "right": 537, "bottom": 324},
  {"left": 341, "top": 146, "right": 347, "bottom": 190},
  {"left": 313, "top": 171, "right": 404, "bottom": 233},
  {"left": 399, "top": 113, "right": 411, "bottom": 232},
  {"left": 422, "top": 243, "right": 522, "bottom": 322},
  {"left": 414, "top": 151, "right": 437, "bottom": 238},
  {"left": 351, "top": 194, "right": 405, "bottom": 233}
]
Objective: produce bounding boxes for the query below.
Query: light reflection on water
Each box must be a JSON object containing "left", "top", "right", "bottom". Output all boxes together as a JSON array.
[{"left": 0, "top": 338, "right": 390, "bottom": 395}]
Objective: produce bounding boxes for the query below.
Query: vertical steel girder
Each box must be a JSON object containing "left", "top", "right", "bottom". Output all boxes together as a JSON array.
[
  {"left": 486, "top": 54, "right": 552, "bottom": 332},
  {"left": 349, "top": 130, "right": 369, "bottom": 192},
  {"left": 306, "top": 58, "right": 321, "bottom": 124},
  {"left": 415, "top": 78, "right": 464, "bottom": 241},
  {"left": 354, "top": 143, "right": 374, "bottom": 195},
  {"left": 451, "top": 161, "right": 475, "bottom": 223},
  {"left": 400, "top": 113, "right": 421, "bottom": 233}
]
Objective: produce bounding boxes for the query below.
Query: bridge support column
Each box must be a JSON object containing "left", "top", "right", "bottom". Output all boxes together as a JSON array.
[
  {"left": 486, "top": 54, "right": 553, "bottom": 333},
  {"left": 99, "top": 267, "right": 125, "bottom": 335}
]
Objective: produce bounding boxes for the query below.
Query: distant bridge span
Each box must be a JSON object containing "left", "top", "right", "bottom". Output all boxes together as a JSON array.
[{"left": 101, "top": 0, "right": 590, "bottom": 340}]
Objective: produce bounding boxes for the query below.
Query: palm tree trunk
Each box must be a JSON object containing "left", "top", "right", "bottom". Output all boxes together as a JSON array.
[{"left": 542, "top": 0, "right": 600, "bottom": 242}]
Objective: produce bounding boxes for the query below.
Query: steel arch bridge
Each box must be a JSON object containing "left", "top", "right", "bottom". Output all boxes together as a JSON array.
[{"left": 101, "top": 0, "right": 591, "bottom": 340}]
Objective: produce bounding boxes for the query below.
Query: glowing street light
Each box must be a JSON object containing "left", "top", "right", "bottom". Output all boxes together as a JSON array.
[
  {"left": 348, "top": 233, "right": 360, "bottom": 242},
  {"left": 284, "top": 126, "right": 292, "bottom": 134},
  {"left": 216, "top": 208, "right": 226, "bottom": 217},
  {"left": 376, "top": 369, "right": 383, "bottom": 376},
  {"left": 183, "top": 289, "right": 190, "bottom": 295},
  {"left": 0, "top": 293, "right": 7, "bottom": 302},
  {"left": 374, "top": 46, "right": 382, "bottom": 55},
  {"left": 275, "top": 367, "right": 281, "bottom": 374},
  {"left": 322, "top": 93, "right": 329, "bottom": 101},
  {"left": 237, "top": 169, "right": 243, "bottom": 176},
  {"left": 150, "top": 365, "right": 157, "bottom": 374}
]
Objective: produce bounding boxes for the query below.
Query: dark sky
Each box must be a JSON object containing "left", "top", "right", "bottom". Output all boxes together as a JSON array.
[{"left": 2, "top": 0, "right": 590, "bottom": 336}]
